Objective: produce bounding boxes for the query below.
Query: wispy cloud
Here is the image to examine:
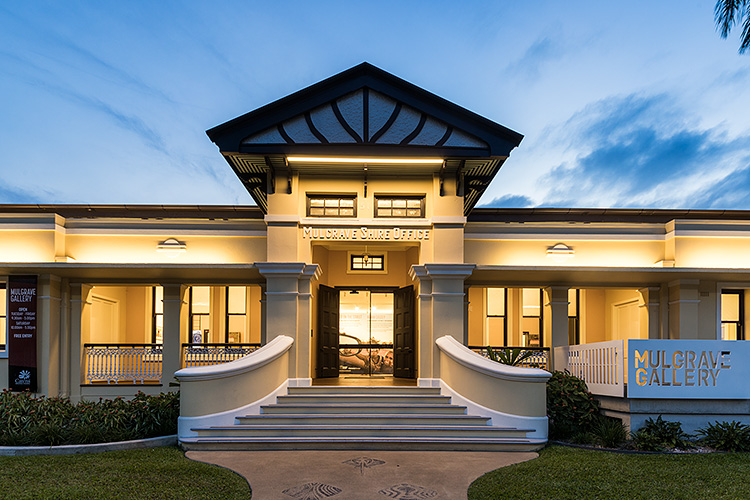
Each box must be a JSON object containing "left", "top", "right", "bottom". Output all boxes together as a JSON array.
[
  {"left": 481, "top": 194, "right": 535, "bottom": 208},
  {"left": 536, "top": 93, "right": 750, "bottom": 208},
  {"left": 0, "top": 181, "right": 53, "bottom": 204},
  {"left": 501, "top": 35, "right": 563, "bottom": 83}
]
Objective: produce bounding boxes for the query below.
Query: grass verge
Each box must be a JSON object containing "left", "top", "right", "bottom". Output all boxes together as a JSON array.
[
  {"left": 469, "top": 445, "right": 750, "bottom": 500},
  {"left": 0, "top": 446, "right": 251, "bottom": 499}
]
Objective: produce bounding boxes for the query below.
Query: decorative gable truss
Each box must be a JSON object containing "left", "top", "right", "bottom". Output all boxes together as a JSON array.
[{"left": 242, "top": 88, "right": 488, "bottom": 150}]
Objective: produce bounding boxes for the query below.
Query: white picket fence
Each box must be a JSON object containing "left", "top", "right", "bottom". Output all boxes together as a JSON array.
[{"left": 555, "top": 340, "right": 625, "bottom": 397}]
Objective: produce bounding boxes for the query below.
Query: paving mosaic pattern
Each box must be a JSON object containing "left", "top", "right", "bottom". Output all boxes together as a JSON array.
[
  {"left": 342, "top": 456, "right": 386, "bottom": 475},
  {"left": 187, "top": 449, "right": 537, "bottom": 500},
  {"left": 282, "top": 482, "right": 342, "bottom": 499}
]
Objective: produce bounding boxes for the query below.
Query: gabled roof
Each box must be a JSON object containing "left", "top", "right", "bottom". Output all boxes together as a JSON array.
[{"left": 207, "top": 62, "right": 523, "bottom": 214}]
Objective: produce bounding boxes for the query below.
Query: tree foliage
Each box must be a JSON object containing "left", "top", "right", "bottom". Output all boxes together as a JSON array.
[{"left": 715, "top": 0, "right": 750, "bottom": 53}]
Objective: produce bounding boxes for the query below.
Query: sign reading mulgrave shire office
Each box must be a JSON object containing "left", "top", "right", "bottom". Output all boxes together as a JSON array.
[
  {"left": 628, "top": 339, "right": 750, "bottom": 399},
  {"left": 302, "top": 226, "right": 430, "bottom": 241}
]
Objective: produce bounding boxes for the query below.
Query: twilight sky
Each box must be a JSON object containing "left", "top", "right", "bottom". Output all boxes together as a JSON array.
[{"left": 2, "top": 1, "right": 750, "bottom": 209}]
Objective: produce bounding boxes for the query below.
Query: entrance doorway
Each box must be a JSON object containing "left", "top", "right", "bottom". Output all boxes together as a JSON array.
[{"left": 317, "top": 286, "right": 415, "bottom": 379}]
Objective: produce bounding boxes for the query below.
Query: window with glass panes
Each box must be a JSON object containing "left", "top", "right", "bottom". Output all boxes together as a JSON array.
[
  {"left": 522, "top": 288, "right": 543, "bottom": 347},
  {"left": 189, "top": 286, "right": 211, "bottom": 344},
  {"left": 485, "top": 288, "right": 507, "bottom": 345},
  {"left": 375, "top": 196, "right": 424, "bottom": 218},
  {"left": 152, "top": 286, "right": 163, "bottom": 344},
  {"left": 721, "top": 290, "right": 744, "bottom": 340},
  {"left": 226, "top": 286, "right": 247, "bottom": 343},
  {"left": 307, "top": 195, "right": 356, "bottom": 217},
  {"left": 568, "top": 289, "right": 580, "bottom": 345},
  {"left": 350, "top": 254, "right": 384, "bottom": 271}
]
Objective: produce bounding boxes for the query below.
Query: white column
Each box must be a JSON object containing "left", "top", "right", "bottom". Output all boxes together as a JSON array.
[
  {"left": 668, "top": 280, "right": 700, "bottom": 339},
  {"left": 69, "top": 283, "right": 92, "bottom": 403},
  {"left": 410, "top": 265, "right": 434, "bottom": 386},
  {"left": 639, "top": 287, "right": 661, "bottom": 339},
  {"left": 256, "top": 262, "right": 320, "bottom": 383},
  {"left": 161, "top": 284, "right": 186, "bottom": 388},
  {"left": 545, "top": 286, "right": 569, "bottom": 372}
]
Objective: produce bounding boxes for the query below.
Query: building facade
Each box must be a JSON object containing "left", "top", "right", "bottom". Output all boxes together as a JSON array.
[{"left": 2, "top": 64, "right": 750, "bottom": 444}]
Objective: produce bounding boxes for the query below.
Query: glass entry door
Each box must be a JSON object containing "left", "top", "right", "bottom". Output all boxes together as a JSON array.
[{"left": 338, "top": 290, "right": 394, "bottom": 376}]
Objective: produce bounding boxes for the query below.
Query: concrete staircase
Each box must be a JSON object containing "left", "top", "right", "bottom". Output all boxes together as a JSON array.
[{"left": 180, "top": 386, "right": 544, "bottom": 451}]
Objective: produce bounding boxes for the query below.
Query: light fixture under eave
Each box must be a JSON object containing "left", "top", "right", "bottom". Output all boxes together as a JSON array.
[
  {"left": 156, "top": 238, "right": 187, "bottom": 257},
  {"left": 286, "top": 156, "right": 444, "bottom": 165},
  {"left": 546, "top": 243, "right": 575, "bottom": 263}
]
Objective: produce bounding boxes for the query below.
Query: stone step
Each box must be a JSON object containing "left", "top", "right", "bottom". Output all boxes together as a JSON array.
[
  {"left": 236, "top": 414, "right": 491, "bottom": 426},
  {"left": 180, "top": 436, "right": 544, "bottom": 452},
  {"left": 260, "top": 403, "right": 467, "bottom": 415},
  {"left": 192, "top": 425, "right": 531, "bottom": 439},
  {"left": 275, "top": 394, "right": 452, "bottom": 405},
  {"left": 287, "top": 386, "right": 441, "bottom": 395}
]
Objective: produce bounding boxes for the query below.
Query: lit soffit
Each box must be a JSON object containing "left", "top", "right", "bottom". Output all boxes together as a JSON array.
[{"left": 286, "top": 156, "right": 444, "bottom": 165}]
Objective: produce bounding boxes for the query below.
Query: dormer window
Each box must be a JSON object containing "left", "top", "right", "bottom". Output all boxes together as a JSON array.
[{"left": 307, "top": 195, "right": 356, "bottom": 217}]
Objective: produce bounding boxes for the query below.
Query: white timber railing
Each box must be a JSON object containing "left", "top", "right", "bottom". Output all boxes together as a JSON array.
[
  {"left": 83, "top": 344, "right": 162, "bottom": 384},
  {"left": 555, "top": 340, "right": 625, "bottom": 397},
  {"left": 181, "top": 343, "right": 261, "bottom": 368}
]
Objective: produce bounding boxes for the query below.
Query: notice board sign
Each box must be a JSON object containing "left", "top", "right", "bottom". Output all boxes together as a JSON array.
[
  {"left": 8, "top": 276, "right": 37, "bottom": 392},
  {"left": 628, "top": 339, "right": 750, "bottom": 399}
]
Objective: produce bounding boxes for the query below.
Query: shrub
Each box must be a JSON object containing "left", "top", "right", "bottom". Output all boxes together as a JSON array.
[
  {"left": 593, "top": 416, "right": 628, "bottom": 448},
  {"left": 486, "top": 347, "right": 536, "bottom": 366},
  {"left": 546, "top": 371, "right": 600, "bottom": 440},
  {"left": 631, "top": 416, "right": 693, "bottom": 451},
  {"left": 0, "top": 389, "right": 179, "bottom": 446},
  {"left": 697, "top": 421, "right": 750, "bottom": 452}
]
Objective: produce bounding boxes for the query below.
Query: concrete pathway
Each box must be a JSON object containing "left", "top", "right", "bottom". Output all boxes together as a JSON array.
[{"left": 187, "top": 449, "right": 537, "bottom": 499}]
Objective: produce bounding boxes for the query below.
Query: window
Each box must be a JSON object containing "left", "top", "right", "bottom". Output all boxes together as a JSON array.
[
  {"left": 568, "top": 289, "right": 580, "bottom": 345},
  {"left": 152, "top": 286, "right": 163, "bottom": 344},
  {"left": 485, "top": 288, "right": 507, "bottom": 345},
  {"left": 189, "top": 286, "right": 211, "bottom": 344},
  {"left": 721, "top": 290, "right": 744, "bottom": 340},
  {"left": 375, "top": 196, "right": 424, "bottom": 218},
  {"left": 350, "top": 254, "right": 384, "bottom": 271},
  {"left": 307, "top": 195, "right": 356, "bottom": 217},
  {"left": 226, "top": 286, "right": 247, "bottom": 343},
  {"left": 0, "top": 283, "right": 5, "bottom": 350},
  {"left": 522, "top": 288, "right": 543, "bottom": 347}
]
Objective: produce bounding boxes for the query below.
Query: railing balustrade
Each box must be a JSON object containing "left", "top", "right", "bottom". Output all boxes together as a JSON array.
[
  {"left": 556, "top": 340, "right": 625, "bottom": 397},
  {"left": 181, "top": 343, "right": 261, "bottom": 368},
  {"left": 83, "top": 343, "right": 162, "bottom": 384},
  {"left": 468, "top": 345, "right": 550, "bottom": 371}
]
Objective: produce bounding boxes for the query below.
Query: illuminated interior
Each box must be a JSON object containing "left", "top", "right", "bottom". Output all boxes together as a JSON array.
[{"left": 338, "top": 290, "right": 394, "bottom": 376}]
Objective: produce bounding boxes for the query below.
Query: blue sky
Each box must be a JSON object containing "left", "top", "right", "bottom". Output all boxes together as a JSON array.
[{"left": 2, "top": 1, "right": 749, "bottom": 209}]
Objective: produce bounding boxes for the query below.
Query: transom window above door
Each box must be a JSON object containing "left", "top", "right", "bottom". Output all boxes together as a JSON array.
[
  {"left": 375, "top": 196, "right": 424, "bottom": 218},
  {"left": 307, "top": 195, "right": 356, "bottom": 217}
]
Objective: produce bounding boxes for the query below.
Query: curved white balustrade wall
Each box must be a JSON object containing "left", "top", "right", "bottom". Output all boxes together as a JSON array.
[
  {"left": 174, "top": 335, "right": 293, "bottom": 440},
  {"left": 436, "top": 335, "right": 552, "bottom": 439}
]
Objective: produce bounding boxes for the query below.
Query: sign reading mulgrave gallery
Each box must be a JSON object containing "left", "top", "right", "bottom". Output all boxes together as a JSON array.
[
  {"left": 628, "top": 339, "right": 750, "bottom": 399},
  {"left": 302, "top": 226, "right": 430, "bottom": 241},
  {"left": 7, "top": 275, "right": 38, "bottom": 392}
]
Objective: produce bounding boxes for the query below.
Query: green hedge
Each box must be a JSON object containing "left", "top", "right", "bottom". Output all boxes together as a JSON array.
[{"left": 0, "top": 390, "right": 179, "bottom": 446}]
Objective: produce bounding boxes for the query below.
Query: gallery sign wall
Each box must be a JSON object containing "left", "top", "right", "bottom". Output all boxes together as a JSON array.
[
  {"left": 628, "top": 339, "right": 750, "bottom": 399},
  {"left": 7, "top": 275, "right": 37, "bottom": 392}
]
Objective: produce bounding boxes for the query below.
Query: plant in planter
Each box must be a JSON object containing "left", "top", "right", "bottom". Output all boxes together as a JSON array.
[
  {"left": 546, "top": 370, "right": 600, "bottom": 440},
  {"left": 631, "top": 416, "right": 693, "bottom": 451},
  {"left": 697, "top": 421, "right": 750, "bottom": 452},
  {"left": 486, "top": 346, "right": 536, "bottom": 366}
]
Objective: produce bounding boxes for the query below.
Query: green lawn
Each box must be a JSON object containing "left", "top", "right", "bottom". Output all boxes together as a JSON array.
[
  {"left": 469, "top": 445, "right": 750, "bottom": 500},
  {"left": 3, "top": 444, "right": 749, "bottom": 499},
  {"left": 0, "top": 447, "right": 251, "bottom": 500}
]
